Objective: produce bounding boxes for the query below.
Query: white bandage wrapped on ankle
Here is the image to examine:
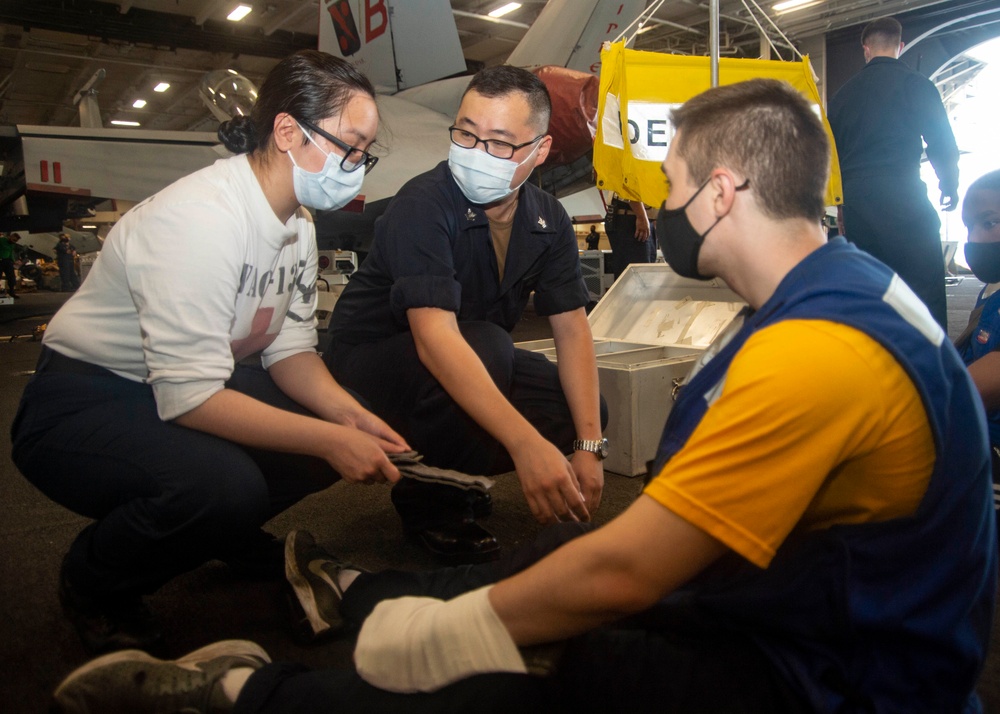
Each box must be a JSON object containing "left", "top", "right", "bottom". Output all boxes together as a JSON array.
[{"left": 354, "top": 585, "right": 527, "bottom": 693}]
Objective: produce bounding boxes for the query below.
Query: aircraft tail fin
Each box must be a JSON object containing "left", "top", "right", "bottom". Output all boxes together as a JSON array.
[
  {"left": 505, "top": 0, "right": 646, "bottom": 76},
  {"left": 318, "top": 0, "right": 466, "bottom": 94}
]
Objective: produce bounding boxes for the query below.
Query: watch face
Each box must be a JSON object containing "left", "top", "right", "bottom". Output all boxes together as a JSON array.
[{"left": 598, "top": 438, "right": 609, "bottom": 459}]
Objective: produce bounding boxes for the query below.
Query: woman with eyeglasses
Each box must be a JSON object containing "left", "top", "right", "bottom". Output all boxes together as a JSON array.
[{"left": 11, "top": 50, "right": 408, "bottom": 656}]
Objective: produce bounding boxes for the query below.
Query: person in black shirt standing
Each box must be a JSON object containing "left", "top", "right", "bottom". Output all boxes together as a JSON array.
[
  {"left": 55, "top": 233, "right": 81, "bottom": 292},
  {"left": 584, "top": 224, "right": 600, "bottom": 251},
  {"left": 828, "top": 17, "right": 959, "bottom": 330}
]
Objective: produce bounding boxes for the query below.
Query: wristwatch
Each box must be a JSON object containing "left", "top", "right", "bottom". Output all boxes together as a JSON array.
[{"left": 573, "top": 437, "right": 609, "bottom": 460}]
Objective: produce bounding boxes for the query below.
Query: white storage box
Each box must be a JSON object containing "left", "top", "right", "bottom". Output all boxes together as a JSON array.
[{"left": 517, "top": 264, "right": 744, "bottom": 477}]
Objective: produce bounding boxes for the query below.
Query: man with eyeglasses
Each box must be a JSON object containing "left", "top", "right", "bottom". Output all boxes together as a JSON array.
[{"left": 325, "top": 65, "right": 608, "bottom": 564}]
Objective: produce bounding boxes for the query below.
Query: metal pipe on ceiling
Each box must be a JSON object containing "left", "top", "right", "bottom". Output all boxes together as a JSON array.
[{"left": 644, "top": 16, "right": 706, "bottom": 35}]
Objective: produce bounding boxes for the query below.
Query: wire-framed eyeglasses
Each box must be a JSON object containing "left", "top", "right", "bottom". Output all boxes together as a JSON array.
[
  {"left": 297, "top": 117, "right": 379, "bottom": 174},
  {"left": 448, "top": 126, "right": 544, "bottom": 160}
]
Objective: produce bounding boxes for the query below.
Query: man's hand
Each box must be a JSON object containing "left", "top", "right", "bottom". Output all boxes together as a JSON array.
[
  {"left": 511, "top": 438, "right": 589, "bottom": 524},
  {"left": 940, "top": 190, "right": 959, "bottom": 212},
  {"left": 631, "top": 200, "right": 651, "bottom": 242},
  {"left": 570, "top": 450, "right": 604, "bottom": 515}
]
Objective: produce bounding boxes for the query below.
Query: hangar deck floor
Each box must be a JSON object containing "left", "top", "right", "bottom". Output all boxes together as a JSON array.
[{"left": 0, "top": 277, "right": 997, "bottom": 712}]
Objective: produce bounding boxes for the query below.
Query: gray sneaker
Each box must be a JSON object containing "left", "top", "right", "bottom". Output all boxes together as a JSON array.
[
  {"left": 284, "top": 530, "right": 355, "bottom": 644},
  {"left": 52, "top": 639, "right": 270, "bottom": 713}
]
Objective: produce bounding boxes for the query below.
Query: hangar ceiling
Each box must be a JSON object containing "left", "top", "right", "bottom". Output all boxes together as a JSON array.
[{"left": 0, "top": 0, "right": 997, "bottom": 132}]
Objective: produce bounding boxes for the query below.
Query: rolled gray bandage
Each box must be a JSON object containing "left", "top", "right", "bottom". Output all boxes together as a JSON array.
[{"left": 389, "top": 451, "right": 494, "bottom": 494}]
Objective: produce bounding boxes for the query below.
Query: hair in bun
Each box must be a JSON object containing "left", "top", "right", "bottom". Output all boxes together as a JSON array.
[{"left": 217, "top": 115, "right": 257, "bottom": 154}]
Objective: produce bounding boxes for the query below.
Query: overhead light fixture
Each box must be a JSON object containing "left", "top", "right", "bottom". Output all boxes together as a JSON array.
[
  {"left": 111, "top": 120, "right": 141, "bottom": 127},
  {"left": 773, "top": 0, "right": 819, "bottom": 12},
  {"left": 488, "top": 3, "right": 521, "bottom": 18},
  {"left": 227, "top": 4, "right": 252, "bottom": 22},
  {"left": 132, "top": 99, "right": 147, "bottom": 109},
  {"left": 153, "top": 82, "right": 170, "bottom": 92},
  {"left": 81, "top": 224, "right": 97, "bottom": 229}
]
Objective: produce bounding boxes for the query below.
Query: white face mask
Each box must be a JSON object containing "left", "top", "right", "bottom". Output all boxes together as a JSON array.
[
  {"left": 448, "top": 140, "right": 540, "bottom": 205},
  {"left": 288, "top": 120, "right": 365, "bottom": 211}
]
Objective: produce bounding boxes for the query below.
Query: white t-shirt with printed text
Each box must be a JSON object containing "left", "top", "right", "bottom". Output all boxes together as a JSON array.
[{"left": 44, "top": 154, "right": 319, "bottom": 420}]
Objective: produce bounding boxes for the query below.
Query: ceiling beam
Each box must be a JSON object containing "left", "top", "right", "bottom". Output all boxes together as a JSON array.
[
  {"left": 264, "top": 1, "right": 320, "bottom": 37},
  {"left": 0, "top": 0, "right": 316, "bottom": 59},
  {"left": 195, "top": 0, "right": 229, "bottom": 27}
]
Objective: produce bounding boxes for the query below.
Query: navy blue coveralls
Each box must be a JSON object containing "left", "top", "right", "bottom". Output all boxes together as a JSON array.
[
  {"left": 828, "top": 56, "right": 960, "bottom": 330},
  {"left": 327, "top": 161, "right": 606, "bottom": 530}
]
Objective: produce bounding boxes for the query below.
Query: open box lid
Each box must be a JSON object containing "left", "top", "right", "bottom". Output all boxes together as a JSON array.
[{"left": 588, "top": 264, "right": 746, "bottom": 349}]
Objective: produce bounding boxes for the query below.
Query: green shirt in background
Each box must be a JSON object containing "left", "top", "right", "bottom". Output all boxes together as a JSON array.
[{"left": 0, "top": 236, "right": 17, "bottom": 261}]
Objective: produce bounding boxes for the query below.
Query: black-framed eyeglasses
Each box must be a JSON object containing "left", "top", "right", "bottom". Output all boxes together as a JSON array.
[
  {"left": 297, "top": 117, "right": 379, "bottom": 174},
  {"left": 448, "top": 126, "right": 543, "bottom": 160}
]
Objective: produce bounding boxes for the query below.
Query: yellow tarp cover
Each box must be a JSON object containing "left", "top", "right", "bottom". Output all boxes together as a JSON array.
[{"left": 594, "top": 42, "right": 843, "bottom": 209}]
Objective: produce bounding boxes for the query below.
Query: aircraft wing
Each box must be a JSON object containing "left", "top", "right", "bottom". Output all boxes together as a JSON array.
[{"left": 17, "top": 125, "right": 227, "bottom": 205}]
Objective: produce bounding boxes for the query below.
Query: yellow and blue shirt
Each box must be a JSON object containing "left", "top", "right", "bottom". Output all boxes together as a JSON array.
[{"left": 647, "top": 238, "right": 996, "bottom": 712}]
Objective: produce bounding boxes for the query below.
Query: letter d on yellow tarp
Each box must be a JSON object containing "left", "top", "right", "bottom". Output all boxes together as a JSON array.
[{"left": 594, "top": 42, "right": 843, "bottom": 210}]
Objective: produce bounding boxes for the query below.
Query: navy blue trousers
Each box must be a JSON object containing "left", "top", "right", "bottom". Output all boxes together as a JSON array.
[
  {"left": 842, "top": 175, "right": 948, "bottom": 330},
  {"left": 10, "top": 347, "right": 338, "bottom": 600},
  {"left": 605, "top": 212, "right": 655, "bottom": 280},
  {"left": 327, "top": 321, "right": 608, "bottom": 530},
  {"left": 234, "top": 524, "right": 809, "bottom": 714}
]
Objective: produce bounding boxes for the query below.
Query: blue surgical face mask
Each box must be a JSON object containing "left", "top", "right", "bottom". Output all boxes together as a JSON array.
[
  {"left": 448, "top": 141, "right": 540, "bottom": 205},
  {"left": 288, "top": 120, "right": 365, "bottom": 211}
]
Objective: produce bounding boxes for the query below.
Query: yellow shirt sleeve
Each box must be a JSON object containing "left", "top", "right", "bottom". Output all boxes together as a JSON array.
[{"left": 644, "top": 319, "right": 934, "bottom": 569}]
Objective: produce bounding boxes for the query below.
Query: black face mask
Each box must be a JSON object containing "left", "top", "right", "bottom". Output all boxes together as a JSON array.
[
  {"left": 965, "top": 241, "right": 1000, "bottom": 284},
  {"left": 657, "top": 178, "right": 749, "bottom": 280}
]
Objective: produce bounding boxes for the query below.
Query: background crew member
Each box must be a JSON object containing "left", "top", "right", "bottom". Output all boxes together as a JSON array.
[
  {"left": 604, "top": 195, "right": 654, "bottom": 279},
  {"left": 55, "top": 233, "right": 81, "bottom": 292},
  {"left": 11, "top": 51, "right": 407, "bottom": 656},
  {"left": 326, "top": 66, "right": 607, "bottom": 564},
  {"left": 955, "top": 168, "right": 1000, "bottom": 536},
  {"left": 828, "top": 16, "right": 960, "bottom": 329},
  {"left": 0, "top": 231, "right": 21, "bottom": 298}
]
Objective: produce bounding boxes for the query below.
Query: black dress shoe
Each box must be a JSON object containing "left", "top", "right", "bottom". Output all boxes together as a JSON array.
[
  {"left": 410, "top": 521, "right": 501, "bottom": 564},
  {"left": 59, "top": 571, "right": 164, "bottom": 656}
]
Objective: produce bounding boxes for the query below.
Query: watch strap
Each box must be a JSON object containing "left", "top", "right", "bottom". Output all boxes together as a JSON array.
[{"left": 573, "top": 438, "right": 608, "bottom": 458}]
